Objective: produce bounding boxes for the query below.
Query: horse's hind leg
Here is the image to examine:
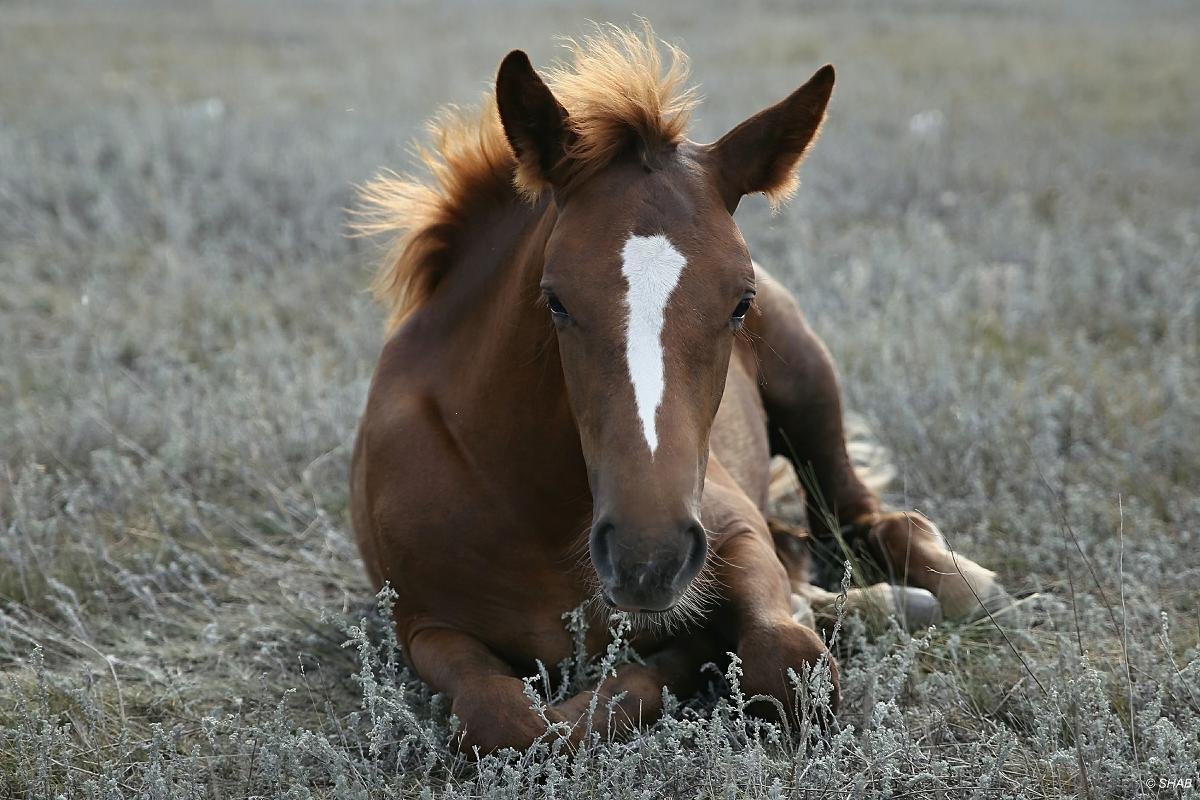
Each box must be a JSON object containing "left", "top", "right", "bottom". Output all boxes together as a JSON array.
[
  {"left": 749, "top": 267, "right": 878, "bottom": 542},
  {"left": 750, "top": 266, "right": 1014, "bottom": 621},
  {"left": 859, "top": 510, "right": 1016, "bottom": 622},
  {"left": 770, "top": 518, "right": 943, "bottom": 632}
]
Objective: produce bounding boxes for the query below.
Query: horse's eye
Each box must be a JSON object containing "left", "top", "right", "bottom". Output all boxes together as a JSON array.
[
  {"left": 546, "top": 294, "right": 570, "bottom": 319},
  {"left": 730, "top": 298, "right": 753, "bottom": 324}
]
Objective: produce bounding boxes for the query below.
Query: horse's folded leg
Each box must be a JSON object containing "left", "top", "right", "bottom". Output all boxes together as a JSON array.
[
  {"left": 450, "top": 675, "right": 572, "bottom": 752},
  {"left": 800, "top": 581, "right": 942, "bottom": 634},
  {"left": 861, "top": 511, "right": 1021, "bottom": 624},
  {"left": 736, "top": 617, "right": 839, "bottom": 729},
  {"left": 715, "top": 530, "right": 841, "bottom": 725},
  {"left": 886, "top": 585, "right": 943, "bottom": 629},
  {"left": 552, "top": 633, "right": 715, "bottom": 739},
  {"left": 789, "top": 592, "right": 816, "bottom": 629},
  {"left": 406, "top": 626, "right": 569, "bottom": 753}
]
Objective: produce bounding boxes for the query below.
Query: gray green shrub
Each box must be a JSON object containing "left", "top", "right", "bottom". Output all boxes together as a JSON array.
[{"left": 2, "top": 0, "right": 1197, "bottom": 796}]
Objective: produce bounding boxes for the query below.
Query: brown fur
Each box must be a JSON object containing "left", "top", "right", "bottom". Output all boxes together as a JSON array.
[
  {"left": 711, "top": 65, "right": 833, "bottom": 210},
  {"left": 351, "top": 98, "right": 516, "bottom": 332},
  {"left": 349, "top": 27, "right": 1009, "bottom": 752},
  {"left": 354, "top": 24, "right": 697, "bottom": 332}
]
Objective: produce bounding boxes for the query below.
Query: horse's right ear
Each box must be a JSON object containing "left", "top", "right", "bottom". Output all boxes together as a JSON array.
[{"left": 496, "top": 50, "right": 573, "bottom": 195}]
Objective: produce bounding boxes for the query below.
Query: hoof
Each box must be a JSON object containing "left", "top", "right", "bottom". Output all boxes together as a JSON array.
[
  {"left": 889, "top": 586, "right": 943, "bottom": 630},
  {"left": 738, "top": 619, "right": 841, "bottom": 718},
  {"left": 807, "top": 583, "right": 942, "bottom": 635}
]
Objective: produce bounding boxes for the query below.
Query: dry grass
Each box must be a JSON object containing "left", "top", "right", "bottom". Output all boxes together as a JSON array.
[{"left": 2, "top": 0, "right": 1198, "bottom": 796}]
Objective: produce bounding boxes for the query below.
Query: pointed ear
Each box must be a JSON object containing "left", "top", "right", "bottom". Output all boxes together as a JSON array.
[
  {"left": 709, "top": 64, "right": 835, "bottom": 213},
  {"left": 496, "top": 50, "right": 574, "bottom": 195}
]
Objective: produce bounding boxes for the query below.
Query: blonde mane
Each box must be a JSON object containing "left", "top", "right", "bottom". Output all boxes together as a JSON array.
[{"left": 352, "top": 24, "right": 699, "bottom": 332}]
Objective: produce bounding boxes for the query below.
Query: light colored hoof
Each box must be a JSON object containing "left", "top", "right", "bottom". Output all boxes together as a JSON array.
[
  {"left": 808, "top": 583, "right": 943, "bottom": 635},
  {"left": 854, "top": 583, "right": 941, "bottom": 633},
  {"left": 889, "top": 586, "right": 943, "bottom": 630}
]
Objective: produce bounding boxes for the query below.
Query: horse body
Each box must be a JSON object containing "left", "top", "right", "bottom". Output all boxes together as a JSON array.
[
  {"left": 350, "top": 26, "right": 1012, "bottom": 751},
  {"left": 351, "top": 196, "right": 596, "bottom": 667},
  {"left": 351, "top": 182, "right": 775, "bottom": 671}
]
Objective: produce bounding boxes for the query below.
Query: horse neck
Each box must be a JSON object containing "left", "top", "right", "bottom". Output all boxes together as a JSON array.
[{"left": 448, "top": 196, "right": 592, "bottom": 521}]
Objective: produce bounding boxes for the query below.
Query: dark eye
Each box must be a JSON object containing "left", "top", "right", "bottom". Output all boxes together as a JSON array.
[
  {"left": 546, "top": 294, "right": 569, "bottom": 319},
  {"left": 730, "top": 297, "right": 753, "bottom": 325}
]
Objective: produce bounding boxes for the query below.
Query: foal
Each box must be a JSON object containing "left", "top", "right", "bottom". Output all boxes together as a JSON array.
[{"left": 350, "top": 27, "right": 1011, "bottom": 751}]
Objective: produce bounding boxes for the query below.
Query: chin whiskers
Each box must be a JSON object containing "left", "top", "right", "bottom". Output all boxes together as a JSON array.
[
  {"left": 592, "top": 547, "right": 724, "bottom": 637},
  {"left": 621, "top": 570, "right": 718, "bottom": 635},
  {"left": 570, "top": 519, "right": 729, "bottom": 637}
]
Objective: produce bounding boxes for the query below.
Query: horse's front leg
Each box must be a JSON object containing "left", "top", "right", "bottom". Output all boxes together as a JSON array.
[
  {"left": 551, "top": 631, "right": 718, "bottom": 737},
  {"left": 706, "top": 475, "right": 841, "bottom": 723},
  {"left": 406, "top": 625, "right": 571, "bottom": 753},
  {"left": 716, "top": 529, "right": 841, "bottom": 723}
]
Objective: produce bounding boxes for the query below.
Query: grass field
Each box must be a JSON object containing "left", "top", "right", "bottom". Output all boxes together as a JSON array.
[{"left": 2, "top": 0, "right": 1198, "bottom": 797}]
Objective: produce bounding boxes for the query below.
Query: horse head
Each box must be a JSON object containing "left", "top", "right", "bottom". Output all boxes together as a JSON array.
[{"left": 495, "top": 47, "right": 834, "bottom": 615}]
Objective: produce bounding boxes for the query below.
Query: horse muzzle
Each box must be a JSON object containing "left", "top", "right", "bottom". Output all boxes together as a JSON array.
[{"left": 589, "top": 516, "right": 707, "bottom": 612}]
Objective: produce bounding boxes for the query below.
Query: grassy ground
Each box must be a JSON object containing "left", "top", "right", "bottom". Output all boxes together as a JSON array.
[{"left": 2, "top": 0, "right": 1198, "bottom": 797}]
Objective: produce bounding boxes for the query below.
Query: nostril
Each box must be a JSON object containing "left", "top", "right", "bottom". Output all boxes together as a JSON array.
[
  {"left": 674, "top": 519, "right": 707, "bottom": 588},
  {"left": 687, "top": 519, "right": 706, "bottom": 556},
  {"left": 589, "top": 518, "right": 617, "bottom": 581}
]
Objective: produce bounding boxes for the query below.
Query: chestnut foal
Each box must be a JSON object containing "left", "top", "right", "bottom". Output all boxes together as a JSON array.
[{"left": 350, "top": 27, "right": 1010, "bottom": 752}]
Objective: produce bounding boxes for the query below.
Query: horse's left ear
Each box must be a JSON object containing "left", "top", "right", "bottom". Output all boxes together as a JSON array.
[
  {"left": 708, "top": 64, "right": 835, "bottom": 213},
  {"left": 496, "top": 50, "right": 574, "bottom": 196}
]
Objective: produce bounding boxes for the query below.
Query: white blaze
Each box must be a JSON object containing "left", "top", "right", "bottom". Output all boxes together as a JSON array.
[{"left": 620, "top": 233, "right": 687, "bottom": 455}]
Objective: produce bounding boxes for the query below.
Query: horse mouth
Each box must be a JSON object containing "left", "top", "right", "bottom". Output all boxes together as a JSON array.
[
  {"left": 600, "top": 591, "right": 675, "bottom": 614},
  {"left": 593, "top": 572, "right": 717, "bottom": 634}
]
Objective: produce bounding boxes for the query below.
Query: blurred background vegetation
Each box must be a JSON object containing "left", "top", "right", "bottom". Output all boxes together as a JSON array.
[{"left": 1, "top": 1, "right": 1197, "bottom": 796}]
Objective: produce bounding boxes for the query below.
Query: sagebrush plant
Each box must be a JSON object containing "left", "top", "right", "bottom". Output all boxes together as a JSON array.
[{"left": 2, "top": 0, "right": 1198, "bottom": 797}]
